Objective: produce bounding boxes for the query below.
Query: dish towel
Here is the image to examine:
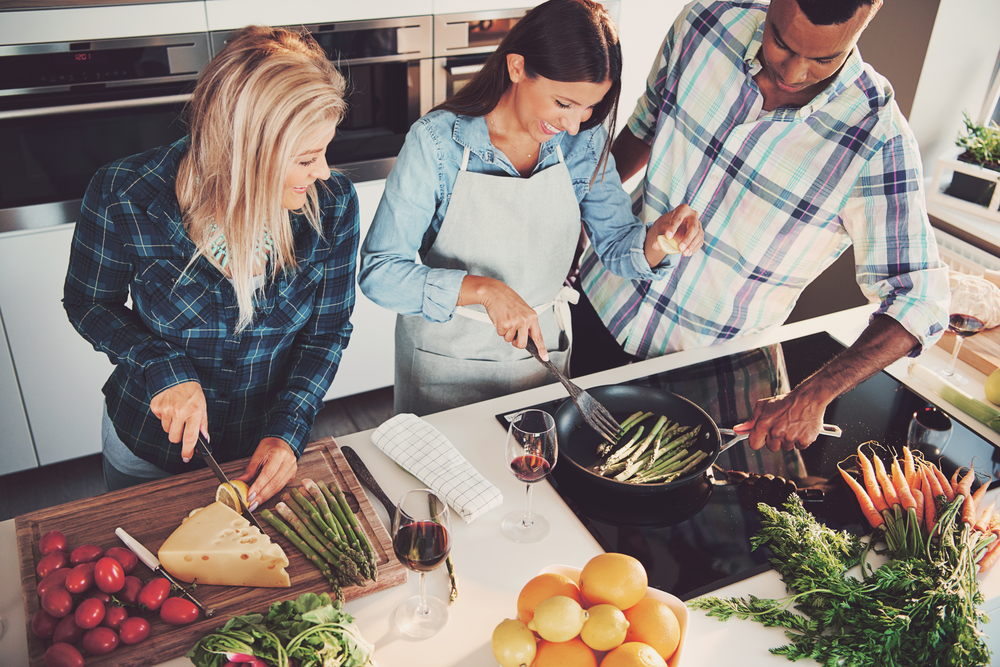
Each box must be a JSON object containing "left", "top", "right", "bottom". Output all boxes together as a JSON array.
[{"left": 371, "top": 413, "right": 504, "bottom": 523}]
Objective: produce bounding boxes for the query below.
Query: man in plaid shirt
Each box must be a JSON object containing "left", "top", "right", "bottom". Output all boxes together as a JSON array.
[{"left": 574, "top": 0, "right": 950, "bottom": 451}]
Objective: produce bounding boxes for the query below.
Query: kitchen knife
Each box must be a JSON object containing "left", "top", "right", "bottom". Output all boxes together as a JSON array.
[
  {"left": 342, "top": 445, "right": 458, "bottom": 604},
  {"left": 115, "top": 527, "right": 215, "bottom": 617},
  {"left": 195, "top": 433, "right": 266, "bottom": 534}
]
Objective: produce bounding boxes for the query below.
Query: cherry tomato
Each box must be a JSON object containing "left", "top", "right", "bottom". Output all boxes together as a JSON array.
[
  {"left": 64, "top": 562, "right": 96, "bottom": 594},
  {"left": 137, "top": 577, "right": 171, "bottom": 611},
  {"left": 94, "top": 556, "right": 125, "bottom": 593},
  {"left": 40, "top": 586, "right": 74, "bottom": 618},
  {"left": 43, "top": 642, "right": 84, "bottom": 667},
  {"left": 105, "top": 546, "right": 139, "bottom": 575},
  {"left": 39, "top": 530, "right": 68, "bottom": 556},
  {"left": 70, "top": 544, "right": 104, "bottom": 566},
  {"left": 117, "top": 575, "right": 143, "bottom": 605},
  {"left": 118, "top": 616, "right": 151, "bottom": 645},
  {"left": 37, "top": 568, "right": 71, "bottom": 597},
  {"left": 101, "top": 604, "right": 128, "bottom": 630},
  {"left": 160, "top": 596, "right": 199, "bottom": 625},
  {"left": 87, "top": 590, "right": 111, "bottom": 603},
  {"left": 74, "top": 597, "right": 106, "bottom": 629},
  {"left": 82, "top": 626, "right": 119, "bottom": 656},
  {"left": 52, "top": 615, "right": 85, "bottom": 645},
  {"left": 31, "top": 608, "right": 60, "bottom": 640},
  {"left": 36, "top": 551, "right": 70, "bottom": 579}
]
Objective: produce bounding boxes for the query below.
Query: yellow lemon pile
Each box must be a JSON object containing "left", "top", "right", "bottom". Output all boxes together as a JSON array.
[{"left": 490, "top": 554, "right": 682, "bottom": 667}]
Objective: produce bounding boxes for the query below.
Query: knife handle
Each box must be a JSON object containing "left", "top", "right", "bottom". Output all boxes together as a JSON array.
[{"left": 115, "top": 527, "right": 160, "bottom": 572}]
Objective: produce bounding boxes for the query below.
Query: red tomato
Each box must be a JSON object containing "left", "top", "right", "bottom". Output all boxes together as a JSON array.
[
  {"left": 137, "top": 577, "right": 171, "bottom": 611},
  {"left": 39, "top": 530, "right": 68, "bottom": 556},
  {"left": 118, "top": 575, "right": 143, "bottom": 605},
  {"left": 94, "top": 557, "right": 125, "bottom": 593},
  {"left": 52, "top": 615, "right": 85, "bottom": 645},
  {"left": 70, "top": 544, "right": 104, "bottom": 566},
  {"left": 64, "top": 562, "right": 96, "bottom": 594},
  {"left": 160, "top": 596, "right": 199, "bottom": 625},
  {"left": 31, "top": 609, "right": 60, "bottom": 640},
  {"left": 37, "top": 568, "right": 71, "bottom": 597},
  {"left": 101, "top": 604, "right": 128, "bottom": 630},
  {"left": 74, "top": 597, "right": 106, "bottom": 629},
  {"left": 81, "top": 626, "right": 120, "bottom": 656},
  {"left": 105, "top": 546, "right": 139, "bottom": 575},
  {"left": 87, "top": 590, "right": 111, "bottom": 603},
  {"left": 43, "top": 642, "right": 84, "bottom": 667},
  {"left": 36, "top": 551, "right": 70, "bottom": 579},
  {"left": 40, "top": 586, "right": 74, "bottom": 618},
  {"left": 118, "top": 616, "right": 151, "bottom": 645}
]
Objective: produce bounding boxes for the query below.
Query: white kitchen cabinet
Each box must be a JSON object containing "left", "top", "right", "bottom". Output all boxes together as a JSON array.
[
  {"left": 0, "top": 306, "right": 37, "bottom": 476},
  {"left": 0, "top": 226, "right": 114, "bottom": 467}
]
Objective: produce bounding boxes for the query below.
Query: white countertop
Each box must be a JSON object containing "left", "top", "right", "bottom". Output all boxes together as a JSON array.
[{"left": 4, "top": 304, "right": 1000, "bottom": 666}]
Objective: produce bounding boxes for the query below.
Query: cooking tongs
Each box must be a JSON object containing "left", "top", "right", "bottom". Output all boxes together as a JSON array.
[
  {"left": 195, "top": 434, "right": 266, "bottom": 534},
  {"left": 525, "top": 337, "right": 622, "bottom": 443}
]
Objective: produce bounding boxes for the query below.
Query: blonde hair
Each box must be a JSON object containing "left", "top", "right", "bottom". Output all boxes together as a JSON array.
[{"left": 176, "top": 25, "right": 348, "bottom": 332}]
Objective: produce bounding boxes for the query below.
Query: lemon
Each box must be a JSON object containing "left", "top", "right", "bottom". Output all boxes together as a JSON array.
[
  {"left": 216, "top": 480, "right": 250, "bottom": 511},
  {"left": 656, "top": 235, "right": 682, "bottom": 254},
  {"left": 491, "top": 618, "right": 537, "bottom": 667},
  {"left": 986, "top": 368, "right": 1000, "bottom": 405},
  {"left": 580, "top": 603, "right": 629, "bottom": 651},
  {"left": 527, "top": 595, "right": 589, "bottom": 642}
]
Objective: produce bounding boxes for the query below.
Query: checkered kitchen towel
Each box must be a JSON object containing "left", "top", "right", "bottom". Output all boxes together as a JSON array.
[{"left": 371, "top": 413, "right": 503, "bottom": 523}]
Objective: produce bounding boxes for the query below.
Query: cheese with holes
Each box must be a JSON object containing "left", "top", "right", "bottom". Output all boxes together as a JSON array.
[{"left": 158, "top": 501, "right": 290, "bottom": 587}]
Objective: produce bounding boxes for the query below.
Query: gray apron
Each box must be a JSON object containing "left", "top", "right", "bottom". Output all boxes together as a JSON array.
[{"left": 395, "top": 145, "right": 581, "bottom": 415}]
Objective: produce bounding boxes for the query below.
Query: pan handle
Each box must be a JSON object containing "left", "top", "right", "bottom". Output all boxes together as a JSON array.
[{"left": 718, "top": 423, "right": 841, "bottom": 454}]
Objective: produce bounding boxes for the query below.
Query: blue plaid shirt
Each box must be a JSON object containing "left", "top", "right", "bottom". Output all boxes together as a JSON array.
[
  {"left": 579, "top": 0, "right": 949, "bottom": 358},
  {"left": 64, "top": 137, "right": 358, "bottom": 473}
]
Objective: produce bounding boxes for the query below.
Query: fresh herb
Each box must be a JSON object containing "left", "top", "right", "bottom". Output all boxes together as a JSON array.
[
  {"left": 957, "top": 111, "right": 1000, "bottom": 170},
  {"left": 690, "top": 496, "right": 991, "bottom": 666},
  {"left": 187, "top": 592, "right": 376, "bottom": 667}
]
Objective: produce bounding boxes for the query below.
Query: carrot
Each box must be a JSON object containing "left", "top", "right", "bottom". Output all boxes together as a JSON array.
[
  {"left": 890, "top": 458, "right": 917, "bottom": 511},
  {"left": 975, "top": 500, "right": 997, "bottom": 533},
  {"left": 912, "top": 483, "right": 925, "bottom": 532},
  {"left": 979, "top": 538, "right": 1000, "bottom": 573},
  {"left": 965, "top": 477, "right": 990, "bottom": 526},
  {"left": 902, "top": 447, "right": 917, "bottom": 487},
  {"left": 923, "top": 462, "right": 945, "bottom": 499},
  {"left": 932, "top": 465, "right": 955, "bottom": 501},
  {"left": 856, "top": 449, "right": 888, "bottom": 513},
  {"left": 873, "top": 456, "right": 900, "bottom": 507},
  {"left": 920, "top": 467, "right": 937, "bottom": 534},
  {"left": 951, "top": 467, "right": 962, "bottom": 489},
  {"left": 838, "top": 465, "right": 884, "bottom": 529},
  {"left": 957, "top": 469, "right": 978, "bottom": 525}
]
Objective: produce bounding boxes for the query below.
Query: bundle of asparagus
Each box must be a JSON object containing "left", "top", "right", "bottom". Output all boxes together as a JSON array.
[
  {"left": 261, "top": 478, "right": 379, "bottom": 601},
  {"left": 591, "top": 411, "right": 707, "bottom": 484}
]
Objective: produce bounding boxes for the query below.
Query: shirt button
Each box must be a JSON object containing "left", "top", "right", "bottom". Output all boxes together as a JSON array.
[
  {"left": 219, "top": 391, "right": 229, "bottom": 399},
  {"left": 225, "top": 359, "right": 235, "bottom": 368}
]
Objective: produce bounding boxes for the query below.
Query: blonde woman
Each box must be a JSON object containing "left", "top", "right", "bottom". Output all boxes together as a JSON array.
[{"left": 64, "top": 26, "right": 356, "bottom": 507}]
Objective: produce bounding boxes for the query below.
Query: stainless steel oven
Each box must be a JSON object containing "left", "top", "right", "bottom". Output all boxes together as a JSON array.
[
  {"left": 211, "top": 16, "right": 433, "bottom": 184},
  {"left": 0, "top": 32, "right": 210, "bottom": 233}
]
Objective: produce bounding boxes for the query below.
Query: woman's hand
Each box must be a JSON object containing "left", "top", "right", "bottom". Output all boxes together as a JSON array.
[
  {"left": 644, "top": 204, "right": 705, "bottom": 265},
  {"left": 460, "top": 275, "right": 548, "bottom": 360},
  {"left": 149, "top": 381, "right": 208, "bottom": 462},
  {"left": 235, "top": 437, "right": 298, "bottom": 510}
]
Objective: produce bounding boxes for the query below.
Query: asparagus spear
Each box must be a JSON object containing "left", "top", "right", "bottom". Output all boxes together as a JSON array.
[
  {"left": 323, "top": 479, "right": 379, "bottom": 579},
  {"left": 287, "top": 489, "right": 369, "bottom": 578},
  {"left": 276, "top": 501, "right": 365, "bottom": 586},
  {"left": 261, "top": 509, "right": 343, "bottom": 598}
]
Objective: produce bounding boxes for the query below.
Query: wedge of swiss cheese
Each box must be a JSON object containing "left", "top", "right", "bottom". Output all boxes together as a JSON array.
[{"left": 158, "top": 501, "right": 290, "bottom": 587}]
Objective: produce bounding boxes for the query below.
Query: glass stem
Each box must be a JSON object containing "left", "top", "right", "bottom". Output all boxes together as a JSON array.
[
  {"left": 522, "top": 483, "right": 534, "bottom": 528},
  {"left": 416, "top": 572, "right": 429, "bottom": 617},
  {"left": 944, "top": 337, "right": 965, "bottom": 376}
]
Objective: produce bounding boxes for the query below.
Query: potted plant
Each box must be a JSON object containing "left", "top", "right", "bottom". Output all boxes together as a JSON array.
[{"left": 946, "top": 112, "right": 1000, "bottom": 205}]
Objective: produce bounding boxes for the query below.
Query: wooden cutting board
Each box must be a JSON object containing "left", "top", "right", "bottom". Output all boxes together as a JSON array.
[
  {"left": 936, "top": 328, "right": 1000, "bottom": 376},
  {"left": 16, "top": 437, "right": 406, "bottom": 667}
]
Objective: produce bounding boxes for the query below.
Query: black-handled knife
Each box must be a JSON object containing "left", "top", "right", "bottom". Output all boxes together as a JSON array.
[
  {"left": 195, "top": 433, "right": 266, "bottom": 534},
  {"left": 341, "top": 445, "right": 458, "bottom": 604}
]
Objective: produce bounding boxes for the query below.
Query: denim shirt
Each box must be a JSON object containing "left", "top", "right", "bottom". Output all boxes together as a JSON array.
[{"left": 359, "top": 111, "right": 670, "bottom": 323}]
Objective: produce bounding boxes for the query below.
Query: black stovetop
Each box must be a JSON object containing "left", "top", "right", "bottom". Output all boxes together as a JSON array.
[{"left": 497, "top": 332, "right": 1000, "bottom": 600}]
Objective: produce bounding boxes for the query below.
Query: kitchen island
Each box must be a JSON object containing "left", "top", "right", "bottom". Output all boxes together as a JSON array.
[{"left": 3, "top": 303, "right": 1000, "bottom": 666}]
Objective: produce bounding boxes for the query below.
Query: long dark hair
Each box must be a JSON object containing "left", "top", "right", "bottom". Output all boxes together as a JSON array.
[{"left": 434, "top": 0, "right": 622, "bottom": 175}]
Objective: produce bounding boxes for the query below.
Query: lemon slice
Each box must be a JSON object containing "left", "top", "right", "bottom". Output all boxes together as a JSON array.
[
  {"left": 216, "top": 480, "right": 250, "bottom": 512},
  {"left": 656, "top": 235, "right": 682, "bottom": 254}
]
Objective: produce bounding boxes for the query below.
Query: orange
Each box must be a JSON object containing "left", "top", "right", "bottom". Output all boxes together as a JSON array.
[
  {"left": 599, "top": 642, "right": 668, "bottom": 667},
  {"left": 531, "top": 638, "right": 598, "bottom": 667},
  {"left": 578, "top": 553, "right": 648, "bottom": 610},
  {"left": 622, "top": 598, "right": 681, "bottom": 662},
  {"left": 517, "top": 572, "right": 582, "bottom": 623}
]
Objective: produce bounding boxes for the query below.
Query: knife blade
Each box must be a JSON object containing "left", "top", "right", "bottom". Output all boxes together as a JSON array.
[
  {"left": 195, "top": 433, "right": 266, "bottom": 534},
  {"left": 342, "top": 445, "right": 458, "bottom": 604},
  {"left": 115, "top": 527, "right": 215, "bottom": 617}
]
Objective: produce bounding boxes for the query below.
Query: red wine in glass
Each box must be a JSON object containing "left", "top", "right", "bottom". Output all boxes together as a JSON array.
[
  {"left": 949, "top": 313, "right": 985, "bottom": 337},
  {"left": 510, "top": 454, "right": 552, "bottom": 483},
  {"left": 393, "top": 521, "right": 450, "bottom": 572}
]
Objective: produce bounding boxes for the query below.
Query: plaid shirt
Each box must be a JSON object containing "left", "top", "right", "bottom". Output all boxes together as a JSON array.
[
  {"left": 579, "top": 0, "right": 949, "bottom": 359},
  {"left": 64, "top": 137, "right": 358, "bottom": 473}
]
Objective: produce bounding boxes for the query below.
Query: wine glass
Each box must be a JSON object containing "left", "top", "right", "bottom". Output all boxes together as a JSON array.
[
  {"left": 907, "top": 405, "right": 953, "bottom": 455},
  {"left": 503, "top": 409, "right": 558, "bottom": 543},
  {"left": 940, "top": 281, "right": 988, "bottom": 386},
  {"left": 392, "top": 488, "right": 452, "bottom": 638}
]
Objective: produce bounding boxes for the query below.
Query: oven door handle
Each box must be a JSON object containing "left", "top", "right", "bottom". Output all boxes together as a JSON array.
[
  {"left": 0, "top": 93, "right": 192, "bottom": 120},
  {"left": 445, "top": 63, "right": 485, "bottom": 76}
]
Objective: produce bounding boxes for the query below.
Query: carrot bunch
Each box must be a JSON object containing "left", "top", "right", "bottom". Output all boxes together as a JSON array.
[{"left": 838, "top": 443, "right": 1000, "bottom": 574}]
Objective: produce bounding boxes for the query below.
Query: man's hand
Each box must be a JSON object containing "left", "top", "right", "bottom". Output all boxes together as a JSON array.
[
  {"left": 149, "top": 381, "right": 208, "bottom": 462},
  {"left": 739, "top": 392, "right": 827, "bottom": 451},
  {"left": 236, "top": 437, "right": 298, "bottom": 510},
  {"left": 645, "top": 204, "right": 705, "bottom": 264}
]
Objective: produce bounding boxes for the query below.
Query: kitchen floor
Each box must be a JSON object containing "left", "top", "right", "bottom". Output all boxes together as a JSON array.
[{"left": 0, "top": 386, "right": 394, "bottom": 523}]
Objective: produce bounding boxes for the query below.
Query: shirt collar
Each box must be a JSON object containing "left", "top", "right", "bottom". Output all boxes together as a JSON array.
[{"left": 452, "top": 113, "right": 564, "bottom": 172}]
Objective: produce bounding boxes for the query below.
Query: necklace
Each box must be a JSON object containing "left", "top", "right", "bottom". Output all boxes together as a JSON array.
[
  {"left": 488, "top": 112, "right": 538, "bottom": 159},
  {"left": 208, "top": 224, "right": 273, "bottom": 270}
]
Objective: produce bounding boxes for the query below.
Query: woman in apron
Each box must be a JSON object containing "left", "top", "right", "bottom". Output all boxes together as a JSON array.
[{"left": 359, "top": 0, "right": 704, "bottom": 416}]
